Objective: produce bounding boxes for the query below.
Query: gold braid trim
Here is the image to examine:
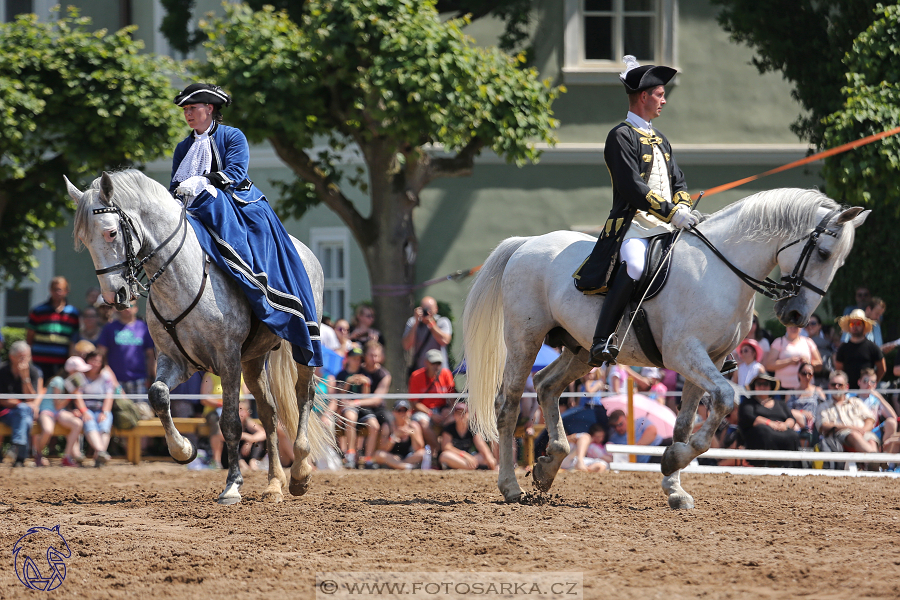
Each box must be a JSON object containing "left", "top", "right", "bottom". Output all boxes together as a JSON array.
[
  {"left": 673, "top": 190, "right": 693, "bottom": 208},
  {"left": 645, "top": 190, "right": 675, "bottom": 222}
]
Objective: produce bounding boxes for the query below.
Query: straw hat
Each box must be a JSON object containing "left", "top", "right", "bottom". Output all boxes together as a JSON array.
[
  {"left": 836, "top": 308, "right": 876, "bottom": 334},
  {"left": 736, "top": 338, "right": 763, "bottom": 363}
]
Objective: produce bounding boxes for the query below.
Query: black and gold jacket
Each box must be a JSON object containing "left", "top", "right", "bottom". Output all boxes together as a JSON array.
[{"left": 574, "top": 122, "right": 692, "bottom": 293}]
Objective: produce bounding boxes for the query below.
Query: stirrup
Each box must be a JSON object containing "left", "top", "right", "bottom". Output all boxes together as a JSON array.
[{"left": 588, "top": 337, "right": 619, "bottom": 367}]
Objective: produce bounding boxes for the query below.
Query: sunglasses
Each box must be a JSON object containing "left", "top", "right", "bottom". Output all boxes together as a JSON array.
[
  {"left": 807, "top": 321, "right": 820, "bottom": 326},
  {"left": 829, "top": 382, "right": 847, "bottom": 389},
  {"left": 799, "top": 371, "right": 813, "bottom": 377},
  {"left": 860, "top": 378, "right": 876, "bottom": 385}
]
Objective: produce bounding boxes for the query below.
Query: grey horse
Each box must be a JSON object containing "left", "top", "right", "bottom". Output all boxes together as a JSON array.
[
  {"left": 462, "top": 189, "right": 868, "bottom": 509},
  {"left": 68, "top": 170, "right": 332, "bottom": 505}
]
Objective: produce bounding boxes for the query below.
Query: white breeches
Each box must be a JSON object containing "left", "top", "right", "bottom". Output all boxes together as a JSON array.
[{"left": 620, "top": 238, "right": 648, "bottom": 280}]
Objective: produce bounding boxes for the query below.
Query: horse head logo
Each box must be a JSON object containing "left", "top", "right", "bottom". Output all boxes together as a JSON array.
[{"left": 12, "top": 525, "right": 71, "bottom": 591}]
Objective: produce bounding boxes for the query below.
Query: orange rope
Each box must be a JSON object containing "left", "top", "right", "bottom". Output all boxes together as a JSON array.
[{"left": 691, "top": 124, "right": 900, "bottom": 200}]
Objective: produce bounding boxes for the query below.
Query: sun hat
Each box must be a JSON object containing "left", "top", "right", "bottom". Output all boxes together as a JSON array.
[
  {"left": 64, "top": 356, "right": 92, "bottom": 374},
  {"left": 748, "top": 372, "right": 779, "bottom": 391},
  {"left": 736, "top": 338, "right": 763, "bottom": 363},
  {"left": 425, "top": 349, "right": 443, "bottom": 364},
  {"left": 836, "top": 308, "right": 876, "bottom": 334}
]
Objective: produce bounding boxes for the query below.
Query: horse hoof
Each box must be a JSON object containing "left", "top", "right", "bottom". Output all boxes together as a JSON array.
[
  {"left": 262, "top": 489, "right": 284, "bottom": 503},
  {"left": 171, "top": 443, "right": 198, "bottom": 465},
  {"left": 532, "top": 458, "right": 557, "bottom": 493},
  {"left": 289, "top": 476, "right": 310, "bottom": 497},
  {"left": 661, "top": 442, "right": 691, "bottom": 476},
  {"left": 668, "top": 493, "right": 695, "bottom": 510},
  {"left": 217, "top": 495, "right": 242, "bottom": 505}
]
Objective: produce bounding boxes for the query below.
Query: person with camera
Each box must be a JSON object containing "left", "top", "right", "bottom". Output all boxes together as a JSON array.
[{"left": 402, "top": 296, "right": 452, "bottom": 375}]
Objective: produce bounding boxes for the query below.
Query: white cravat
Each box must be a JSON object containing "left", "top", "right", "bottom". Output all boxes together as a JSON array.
[
  {"left": 172, "top": 122, "right": 213, "bottom": 185},
  {"left": 626, "top": 111, "right": 653, "bottom": 134}
]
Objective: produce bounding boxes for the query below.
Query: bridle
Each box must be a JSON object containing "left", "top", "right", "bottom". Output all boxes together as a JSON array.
[
  {"left": 686, "top": 208, "right": 841, "bottom": 301},
  {"left": 92, "top": 201, "right": 189, "bottom": 299},
  {"left": 92, "top": 198, "right": 211, "bottom": 372}
]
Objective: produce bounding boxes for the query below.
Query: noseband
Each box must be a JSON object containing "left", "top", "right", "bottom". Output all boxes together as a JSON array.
[
  {"left": 687, "top": 208, "right": 841, "bottom": 301},
  {"left": 92, "top": 201, "right": 189, "bottom": 298}
]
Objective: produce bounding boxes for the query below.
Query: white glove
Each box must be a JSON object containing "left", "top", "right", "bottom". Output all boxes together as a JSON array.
[
  {"left": 175, "top": 175, "right": 215, "bottom": 199},
  {"left": 671, "top": 205, "right": 699, "bottom": 229}
]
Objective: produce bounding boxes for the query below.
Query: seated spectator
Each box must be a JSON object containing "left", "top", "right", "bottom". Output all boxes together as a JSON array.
[
  {"left": 560, "top": 423, "right": 612, "bottom": 472},
  {"left": 372, "top": 400, "right": 425, "bottom": 469},
  {"left": 732, "top": 339, "right": 765, "bottom": 389},
  {"left": 737, "top": 373, "right": 799, "bottom": 466},
  {"left": 763, "top": 325, "right": 822, "bottom": 390},
  {"left": 578, "top": 366, "right": 606, "bottom": 409},
  {"left": 74, "top": 351, "right": 116, "bottom": 466},
  {"left": 333, "top": 319, "right": 354, "bottom": 357},
  {"left": 0, "top": 341, "right": 42, "bottom": 467},
  {"left": 335, "top": 345, "right": 368, "bottom": 467},
  {"left": 816, "top": 370, "right": 878, "bottom": 453},
  {"left": 849, "top": 368, "right": 898, "bottom": 454},
  {"left": 319, "top": 312, "right": 341, "bottom": 352},
  {"left": 534, "top": 404, "right": 609, "bottom": 458},
  {"left": 348, "top": 304, "right": 381, "bottom": 347},
  {"left": 606, "top": 409, "right": 663, "bottom": 464},
  {"left": 786, "top": 362, "right": 825, "bottom": 445},
  {"left": 237, "top": 399, "right": 266, "bottom": 471},
  {"left": 71, "top": 305, "right": 103, "bottom": 348},
  {"left": 439, "top": 402, "right": 496, "bottom": 470},
  {"left": 340, "top": 341, "right": 391, "bottom": 469},
  {"left": 200, "top": 373, "right": 251, "bottom": 469},
  {"left": 72, "top": 339, "right": 96, "bottom": 360},
  {"left": 408, "top": 348, "right": 456, "bottom": 450},
  {"left": 643, "top": 368, "right": 668, "bottom": 404},
  {"left": 33, "top": 357, "right": 88, "bottom": 467}
]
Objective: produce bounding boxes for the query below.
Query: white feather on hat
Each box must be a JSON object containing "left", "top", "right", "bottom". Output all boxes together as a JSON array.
[{"left": 619, "top": 55, "right": 641, "bottom": 83}]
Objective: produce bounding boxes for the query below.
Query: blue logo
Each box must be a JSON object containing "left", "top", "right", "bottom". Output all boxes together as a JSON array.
[{"left": 12, "top": 525, "right": 70, "bottom": 591}]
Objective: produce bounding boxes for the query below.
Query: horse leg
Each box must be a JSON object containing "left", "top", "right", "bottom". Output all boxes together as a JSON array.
[
  {"left": 532, "top": 350, "right": 591, "bottom": 493},
  {"left": 495, "top": 343, "right": 541, "bottom": 503},
  {"left": 217, "top": 369, "right": 245, "bottom": 505},
  {"left": 660, "top": 380, "right": 704, "bottom": 510},
  {"left": 289, "top": 365, "right": 316, "bottom": 497},
  {"left": 242, "top": 355, "right": 287, "bottom": 503},
  {"left": 661, "top": 357, "right": 736, "bottom": 510},
  {"left": 147, "top": 354, "right": 195, "bottom": 464}
]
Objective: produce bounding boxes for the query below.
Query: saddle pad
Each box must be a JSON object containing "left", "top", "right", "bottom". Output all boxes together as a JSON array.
[{"left": 634, "top": 230, "right": 678, "bottom": 302}]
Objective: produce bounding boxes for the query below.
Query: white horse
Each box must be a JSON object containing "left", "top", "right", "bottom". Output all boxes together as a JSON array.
[
  {"left": 462, "top": 189, "right": 868, "bottom": 508},
  {"left": 67, "top": 170, "right": 332, "bottom": 505}
]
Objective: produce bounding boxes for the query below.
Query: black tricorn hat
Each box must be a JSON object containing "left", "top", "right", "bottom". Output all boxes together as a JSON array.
[
  {"left": 174, "top": 83, "right": 232, "bottom": 107},
  {"left": 619, "top": 55, "right": 676, "bottom": 93}
]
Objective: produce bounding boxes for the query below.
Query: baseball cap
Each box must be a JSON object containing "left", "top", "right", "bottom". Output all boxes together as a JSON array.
[
  {"left": 425, "top": 349, "right": 443, "bottom": 364},
  {"left": 65, "top": 356, "right": 92, "bottom": 374},
  {"left": 393, "top": 399, "right": 411, "bottom": 411},
  {"left": 347, "top": 346, "right": 363, "bottom": 358}
]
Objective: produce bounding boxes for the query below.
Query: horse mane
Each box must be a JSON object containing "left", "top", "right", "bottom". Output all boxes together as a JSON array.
[
  {"left": 724, "top": 188, "right": 842, "bottom": 243},
  {"left": 73, "top": 169, "right": 177, "bottom": 250}
]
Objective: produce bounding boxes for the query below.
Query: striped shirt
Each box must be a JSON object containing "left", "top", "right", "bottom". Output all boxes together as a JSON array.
[{"left": 27, "top": 299, "right": 80, "bottom": 376}]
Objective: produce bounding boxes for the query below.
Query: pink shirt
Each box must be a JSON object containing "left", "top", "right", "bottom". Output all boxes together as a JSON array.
[{"left": 771, "top": 335, "right": 817, "bottom": 389}]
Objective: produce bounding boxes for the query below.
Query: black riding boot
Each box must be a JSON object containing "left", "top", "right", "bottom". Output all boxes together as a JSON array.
[{"left": 588, "top": 263, "right": 636, "bottom": 366}]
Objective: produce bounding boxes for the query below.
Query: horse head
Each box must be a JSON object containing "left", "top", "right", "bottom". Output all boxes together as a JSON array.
[
  {"left": 68, "top": 171, "right": 144, "bottom": 310},
  {"left": 773, "top": 204, "right": 870, "bottom": 326}
]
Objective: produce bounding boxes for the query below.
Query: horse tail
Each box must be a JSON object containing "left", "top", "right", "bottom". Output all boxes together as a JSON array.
[
  {"left": 266, "top": 343, "right": 335, "bottom": 460},
  {"left": 462, "top": 236, "right": 530, "bottom": 442}
]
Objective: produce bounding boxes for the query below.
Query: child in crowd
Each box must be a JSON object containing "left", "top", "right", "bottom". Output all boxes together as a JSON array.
[
  {"left": 732, "top": 338, "right": 765, "bottom": 389},
  {"left": 74, "top": 351, "right": 116, "bottom": 466},
  {"left": 561, "top": 423, "right": 612, "bottom": 472},
  {"left": 32, "top": 357, "right": 89, "bottom": 466}
]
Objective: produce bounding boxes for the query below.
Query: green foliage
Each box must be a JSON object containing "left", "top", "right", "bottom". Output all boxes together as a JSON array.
[
  {"left": 0, "top": 327, "right": 26, "bottom": 362},
  {"left": 822, "top": 4, "right": 900, "bottom": 330},
  {"left": 198, "top": 0, "right": 559, "bottom": 215},
  {"left": 0, "top": 9, "right": 184, "bottom": 283},
  {"left": 712, "top": 0, "right": 880, "bottom": 146}
]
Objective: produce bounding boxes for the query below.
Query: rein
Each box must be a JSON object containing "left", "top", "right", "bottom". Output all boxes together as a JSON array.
[{"left": 686, "top": 208, "right": 840, "bottom": 301}]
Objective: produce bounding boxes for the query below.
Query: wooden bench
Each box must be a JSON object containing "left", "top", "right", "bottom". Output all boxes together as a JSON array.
[
  {"left": 0, "top": 422, "right": 76, "bottom": 438},
  {"left": 112, "top": 417, "right": 209, "bottom": 465},
  {"left": 514, "top": 423, "right": 546, "bottom": 466}
]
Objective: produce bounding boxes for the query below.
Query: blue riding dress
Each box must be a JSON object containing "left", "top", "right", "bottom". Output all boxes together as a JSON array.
[{"left": 169, "top": 123, "right": 322, "bottom": 367}]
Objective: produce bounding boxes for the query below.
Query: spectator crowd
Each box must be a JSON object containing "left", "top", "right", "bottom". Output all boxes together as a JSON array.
[{"left": 3, "top": 279, "right": 899, "bottom": 473}]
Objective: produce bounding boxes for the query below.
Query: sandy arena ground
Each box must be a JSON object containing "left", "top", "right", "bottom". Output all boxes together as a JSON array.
[{"left": 1, "top": 461, "right": 898, "bottom": 599}]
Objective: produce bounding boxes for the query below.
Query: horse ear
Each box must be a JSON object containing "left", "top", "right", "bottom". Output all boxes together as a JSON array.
[
  {"left": 835, "top": 206, "right": 864, "bottom": 226},
  {"left": 64, "top": 175, "right": 83, "bottom": 204},
  {"left": 99, "top": 171, "right": 114, "bottom": 204},
  {"left": 850, "top": 209, "right": 871, "bottom": 228}
]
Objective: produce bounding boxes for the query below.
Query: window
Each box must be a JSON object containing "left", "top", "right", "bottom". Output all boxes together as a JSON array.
[
  {"left": 0, "top": 245, "right": 54, "bottom": 328},
  {"left": 310, "top": 227, "right": 350, "bottom": 322},
  {"left": 563, "top": 0, "right": 676, "bottom": 85},
  {"left": 1, "top": 0, "right": 54, "bottom": 22}
]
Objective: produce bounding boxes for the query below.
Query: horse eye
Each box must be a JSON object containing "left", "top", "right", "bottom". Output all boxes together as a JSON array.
[
  {"left": 109, "top": 231, "right": 117, "bottom": 239},
  {"left": 818, "top": 248, "right": 831, "bottom": 260}
]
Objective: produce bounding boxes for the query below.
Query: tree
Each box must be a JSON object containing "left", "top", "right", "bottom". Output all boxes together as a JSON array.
[
  {"left": 198, "top": 1, "right": 561, "bottom": 386},
  {"left": 161, "top": 0, "right": 534, "bottom": 55},
  {"left": 821, "top": 4, "right": 900, "bottom": 329},
  {"left": 0, "top": 10, "right": 183, "bottom": 283},
  {"left": 712, "top": 0, "right": 880, "bottom": 146}
]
